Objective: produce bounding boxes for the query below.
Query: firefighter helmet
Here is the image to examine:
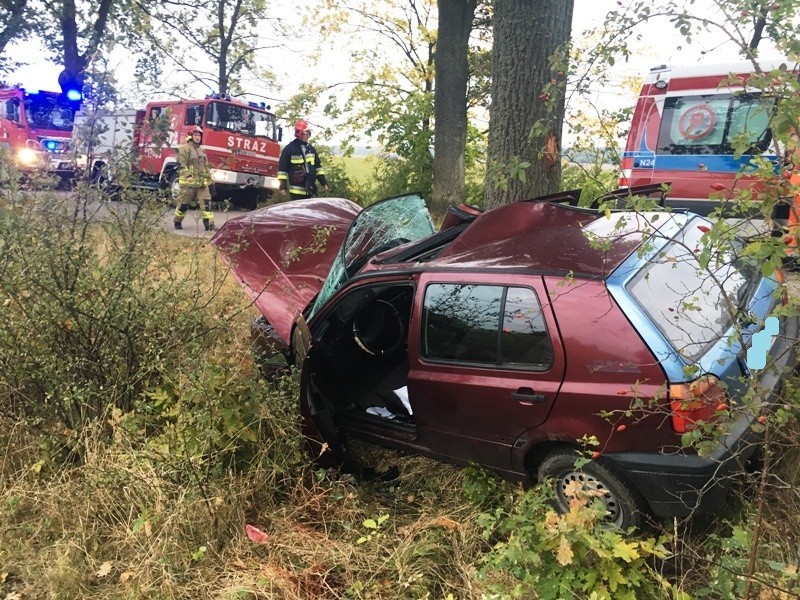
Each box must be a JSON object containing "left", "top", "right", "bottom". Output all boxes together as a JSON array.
[
  {"left": 187, "top": 126, "right": 203, "bottom": 142},
  {"left": 294, "top": 120, "right": 310, "bottom": 138}
]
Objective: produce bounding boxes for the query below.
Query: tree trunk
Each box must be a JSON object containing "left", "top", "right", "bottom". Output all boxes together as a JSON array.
[
  {"left": 484, "top": 0, "right": 573, "bottom": 208},
  {"left": 61, "top": 0, "right": 84, "bottom": 81},
  {"left": 59, "top": 0, "right": 115, "bottom": 90},
  {"left": 749, "top": 6, "right": 768, "bottom": 50},
  {"left": 432, "top": 0, "right": 477, "bottom": 215}
]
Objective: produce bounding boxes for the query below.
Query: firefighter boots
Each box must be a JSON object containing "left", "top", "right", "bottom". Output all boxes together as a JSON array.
[
  {"left": 203, "top": 218, "right": 216, "bottom": 232},
  {"left": 174, "top": 220, "right": 182, "bottom": 230}
]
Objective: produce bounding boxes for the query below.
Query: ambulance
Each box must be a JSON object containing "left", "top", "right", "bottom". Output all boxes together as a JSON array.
[{"left": 620, "top": 59, "right": 796, "bottom": 215}]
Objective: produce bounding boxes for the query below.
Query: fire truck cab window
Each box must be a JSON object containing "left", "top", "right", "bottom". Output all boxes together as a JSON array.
[
  {"left": 24, "top": 93, "right": 74, "bottom": 132},
  {"left": 5, "top": 99, "right": 20, "bottom": 122},
  {"left": 205, "top": 101, "right": 277, "bottom": 139},
  {"left": 184, "top": 105, "right": 204, "bottom": 126}
]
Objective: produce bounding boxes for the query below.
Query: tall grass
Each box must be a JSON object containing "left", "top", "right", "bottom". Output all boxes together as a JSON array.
[
  {"left": 0, "top": 180, "right": 491, "bottom": 599},
  {"left": 1, "top": 174, "right": 799, "bottom": 599}
]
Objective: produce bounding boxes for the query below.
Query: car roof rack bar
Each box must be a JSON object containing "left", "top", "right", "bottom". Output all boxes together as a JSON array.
[
  {"left": 523, "top": 188, "right": 582, "bottom": 205},
  {"left": 591, "top": 183, "right": 671, "bottom": 209}
]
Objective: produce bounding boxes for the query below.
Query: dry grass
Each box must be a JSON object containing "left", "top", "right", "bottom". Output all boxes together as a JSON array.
[
  {"left": 0, "top": 218, "right": 492, "bottom": 599},
  {"left": 0, "top": 421, "right": 493, "bottom": 599},
  {"left": 3, "top": 190, "right": 800, "bottom": 599}
]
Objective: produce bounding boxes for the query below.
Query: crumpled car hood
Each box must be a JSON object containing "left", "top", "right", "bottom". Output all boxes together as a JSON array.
[{"left": 210, "top": 198, "right": 361, "bottom": 347}]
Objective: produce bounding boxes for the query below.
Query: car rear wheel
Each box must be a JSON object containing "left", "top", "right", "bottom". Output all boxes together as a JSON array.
[{"left": 537, "top": 449, "right": 649, "bottom": 530}]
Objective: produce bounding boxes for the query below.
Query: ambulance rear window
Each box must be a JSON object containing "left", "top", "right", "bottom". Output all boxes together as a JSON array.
[{"left": 656, "top": 93, "right": 773, "bottom": 156}]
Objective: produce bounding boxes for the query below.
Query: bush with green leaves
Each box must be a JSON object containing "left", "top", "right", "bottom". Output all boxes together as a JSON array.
[
  {"left": 475, "top": 477, "right": 675, "bottom": 600},
  {"left": 0, "top": 182, "right": 300, "bottom": 470}
]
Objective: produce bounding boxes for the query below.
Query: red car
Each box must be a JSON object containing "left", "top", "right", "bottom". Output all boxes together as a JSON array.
[{"left": 212, "top": 190, "right": 797, "bottom": 529}]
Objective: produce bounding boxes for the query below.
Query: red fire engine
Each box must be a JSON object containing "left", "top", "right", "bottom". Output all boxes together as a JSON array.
[
  {"left": 0, "top": 85, "right": 79, "bottom": 179},
  {"left": 75, "top": 95, "right": 282, "bottom": 207}
]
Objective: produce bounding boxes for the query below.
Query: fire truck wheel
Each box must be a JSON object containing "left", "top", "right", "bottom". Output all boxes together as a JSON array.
[
  {"left": 229, "top": 189, "right": 260, "bottom": 210},
  {"left": 166, "top": 170, "right": 180, "bottom": 206},
  {"left": 56, "top": 174, "right": 76, "bottom": 191}
]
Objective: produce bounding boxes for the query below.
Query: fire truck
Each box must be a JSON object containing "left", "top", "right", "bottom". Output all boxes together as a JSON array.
[
  {"left": 75, "top": 95, "right": 282, "bottom": 207},
  {"left": 0, "top": 85, "right": 80, "bottom": 179}
]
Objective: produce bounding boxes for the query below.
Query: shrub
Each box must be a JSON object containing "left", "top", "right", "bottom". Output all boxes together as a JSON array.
[
  {"left": 476, "top": 480, "right": 675, "bottom": 600},
  {"left": 0, "top": 183, "right": 284, "bottom": 468}
]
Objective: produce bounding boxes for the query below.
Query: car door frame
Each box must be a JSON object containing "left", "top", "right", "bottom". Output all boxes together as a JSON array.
[{"left": 406, "top": 271, "right": 566, "bottom": 473}]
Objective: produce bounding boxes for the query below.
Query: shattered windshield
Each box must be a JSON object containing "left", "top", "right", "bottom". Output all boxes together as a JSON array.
[{"left": 309, "top": 192, "right": 435, "bottom": 317}]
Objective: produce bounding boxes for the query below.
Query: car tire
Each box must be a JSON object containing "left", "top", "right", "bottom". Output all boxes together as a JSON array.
[{"left": 537, "top": 449, "right": 650, "bottom": 530}]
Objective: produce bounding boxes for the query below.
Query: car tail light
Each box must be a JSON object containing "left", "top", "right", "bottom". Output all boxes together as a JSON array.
[
  {"left": 619, "top": 157, "right": 633, "bottom": 187},
  {"left": 669, "top": 375, "right": 727, "bottom": 434}
]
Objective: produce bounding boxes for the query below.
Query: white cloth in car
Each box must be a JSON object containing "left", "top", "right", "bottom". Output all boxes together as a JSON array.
[
  {"left": 393, "top": 386, "right": 412, "bottom": 415},
  {"left": 366, "top": 406, "right": 396, "bottom": 419}
]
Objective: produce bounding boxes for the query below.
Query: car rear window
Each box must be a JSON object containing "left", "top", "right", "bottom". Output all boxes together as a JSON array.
[
  {"left": 625, "top": 218, "right": 753, "bottom": 362},
  {"left": 421, "top": 283, "right": 553, "bottom": 370}
]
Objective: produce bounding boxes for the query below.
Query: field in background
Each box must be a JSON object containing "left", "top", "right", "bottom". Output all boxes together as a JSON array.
[{"left": 336, "top": 155, "right": 374, "bottom": 184}]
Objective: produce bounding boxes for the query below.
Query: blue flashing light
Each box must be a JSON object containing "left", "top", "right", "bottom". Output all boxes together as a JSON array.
[
  {"left": 45, "top": 140, "right": 57, "bottom": 151},
  {"left": 259, "top": 102, "right": 266, "bottom": 109},
  {"left": 66, "top": 89, "right": 82, "bottom": 102}
]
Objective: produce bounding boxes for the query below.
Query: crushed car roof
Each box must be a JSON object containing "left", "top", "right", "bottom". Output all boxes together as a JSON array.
[{"left": 393, "top": 201, "right": 672, "bottom": 278}]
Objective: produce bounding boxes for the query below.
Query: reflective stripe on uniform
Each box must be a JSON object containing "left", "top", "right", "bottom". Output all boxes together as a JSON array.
[{"left": 288, "top": 185, "right": 309, "bottom": 195}]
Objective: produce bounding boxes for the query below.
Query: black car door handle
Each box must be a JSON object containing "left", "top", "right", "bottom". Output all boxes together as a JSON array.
[{"left": 511, "top": 387, "right": 546, "bottom": 405}]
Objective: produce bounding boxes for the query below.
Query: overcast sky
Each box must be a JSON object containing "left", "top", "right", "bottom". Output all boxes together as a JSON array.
[
  {"left": 8, "top": 0, "right": 775, "bottom": 90},
  {"left": 4, "top": 0, "right": 788, "bottom": 141}
]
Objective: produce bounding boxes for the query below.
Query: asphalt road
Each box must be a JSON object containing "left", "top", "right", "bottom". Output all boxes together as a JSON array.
[
  {"left": 39, "top": 189, "right": 255, "bottom": 238},
  {"left": 166, "top": 202, "right": 250, "bottom": 238}
]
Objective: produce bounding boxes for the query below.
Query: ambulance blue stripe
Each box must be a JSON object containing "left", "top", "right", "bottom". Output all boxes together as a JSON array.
[{"left": 622, "top": 152, "right": 778, "bottom": 173}]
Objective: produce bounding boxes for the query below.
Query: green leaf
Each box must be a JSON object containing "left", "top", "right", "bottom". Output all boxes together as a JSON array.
[{"left": 612, "top": 540, "right": 641, "bottom": 563}]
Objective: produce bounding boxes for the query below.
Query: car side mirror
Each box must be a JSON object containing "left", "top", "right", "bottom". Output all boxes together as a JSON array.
[{"left": 277, "top": 125, "right": 283, "bottom": 142}]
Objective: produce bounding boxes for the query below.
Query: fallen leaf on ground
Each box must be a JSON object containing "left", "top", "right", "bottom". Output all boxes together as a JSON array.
[
  {"left": 429, "top": 517, "right": 459, "bottom": 531},
  {"left": 96, "top": 561, "right": 113, "bottom": 578},
  {"left": 246, "top": 524, "right": 269, "bottom": 544}
]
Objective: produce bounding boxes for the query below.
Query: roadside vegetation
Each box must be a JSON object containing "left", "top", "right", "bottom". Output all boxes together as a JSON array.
[
  {"left": 2, "top": 0, "right": 800, "bottom": 598},
  {"left": 2, "top": 150, "right": 800, "bottom": 599}
]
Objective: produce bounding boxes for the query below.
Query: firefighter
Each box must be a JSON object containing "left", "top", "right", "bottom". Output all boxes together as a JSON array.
[
  {"left": 174, "top": 126, "right": 215, "bottom": 231},
  {"left": 277, "top": 120, "right": 329, "bottom": 200}
]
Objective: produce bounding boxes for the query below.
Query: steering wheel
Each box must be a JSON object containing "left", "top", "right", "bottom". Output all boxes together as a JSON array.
[
  {"left": 352, "top": 300, "right": 405, "bottom": 357},
  {"left": 678, "top": 104, "right": 717, "bottom": 141}
]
